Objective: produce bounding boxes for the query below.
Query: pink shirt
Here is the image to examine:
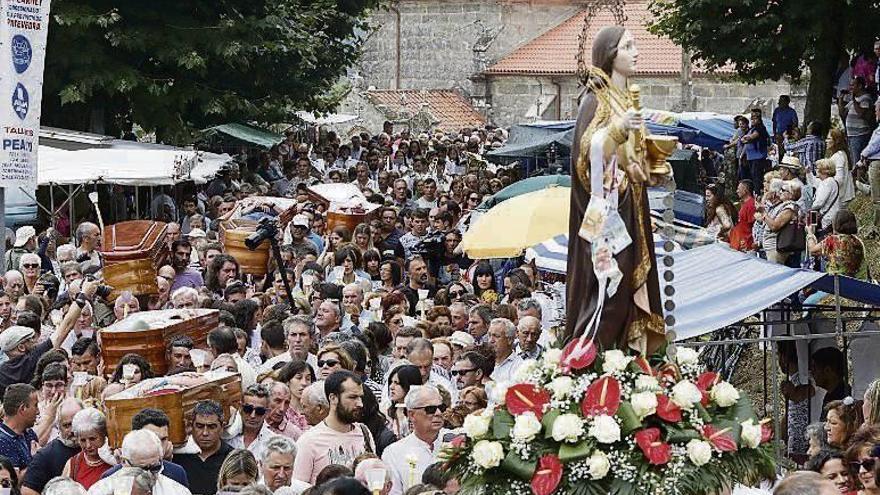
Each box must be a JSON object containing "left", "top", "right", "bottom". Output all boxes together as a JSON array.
[{"left": 293, "top": 421, "right": 374, "bottom": 484}]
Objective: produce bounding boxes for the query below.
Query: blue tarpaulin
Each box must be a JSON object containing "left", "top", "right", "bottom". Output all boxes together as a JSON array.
[{"left": 679, "top": 117, "right": 774, "bottom": 152}]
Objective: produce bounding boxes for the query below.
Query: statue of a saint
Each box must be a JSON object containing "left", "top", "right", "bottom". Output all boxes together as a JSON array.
[{"left": 564, "top": 26, "right": 676, "bottom": 355}]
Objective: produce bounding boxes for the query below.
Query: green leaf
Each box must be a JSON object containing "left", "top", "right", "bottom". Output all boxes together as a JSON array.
[
  {"left": 542, "top": 409, "right": 561, "bottom": 440},
  {"left": 500, "top": 450, "right": 536, "bottom": 481},
  {"left": 616, "top": 402, "right": 642, "bottom": 435},
  {"left": 665, "top": 425, "right": 700, "bottom": 444},
  {"left": 492, "top": 409, "right": 515, "bottom": 440},
  {"left": 558, "top": 438, "right": 594, "bottom": 462}
]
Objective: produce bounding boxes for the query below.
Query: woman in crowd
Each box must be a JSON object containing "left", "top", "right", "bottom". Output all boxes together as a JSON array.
[
  {"left": 353, "top": 224, "right": 373, "bottom": 254},
  {"left": 378, "top": 260, "right": 403, "bottom": 292},
  {"left": 825, "top": 398, "right": 863, "bottom": 449},
  {"left": 471, "top": 261, "right": 496, "bottom": 301},
  {"left": 386, "top": 364, "right": 423, "bottom": 438},
  {"left": 318, "top": 226, "right": 352, "bottom": 269},
  {"left": 426, "top": 306, "right": 451, "bottom": 328},
  {"left": 316, "top": 343, "right": 354, "bottom": 380},
  {"left": 827, "top": 128, "right": 856, "bottom": 206},
  {"left": 104, "top": 353, "right": 154, "bottom": 397},
  {"left": 217, "top": 449, "right": 260, "bottom": 491},
  {"left": 760, "top": 179, "right": 801, "bottom": 264},
  {"left": 705, "top": 183, "right": 737, "bottom": 241},
  {"left": 845, "top": 439, "right": 880, "bottom": 495},
  {"left": 62, "top": 407, "right": 112, "bottom": 489},
  {"left": 0, "top": 456, "right": 19, "bottom": 495},
  {"left": 807, "top": 450, "right": 856, "bottom": 495},
  {"left": 362, "top": 249, "right": 382, "bottom": 283},
  {"left": 276, "top": 359, "right": 315, "bottom": 432},
  {"left": 327, "top": 245, "right": 370, "bottom": 286},
  {"left": 460, "top": 386, "right": 488, "bottom": 414},
  {"left": 361, "top": 385, "right": 396, "bottom": 456},
  {"left": 812, "top": 159, "right": 843, "bottom": 237},
  {"left": 864, "top": 378, "right": 880, "bottom": 427},
  {"left": 807, "top": 210, "right": 865, "bottom": 277}
]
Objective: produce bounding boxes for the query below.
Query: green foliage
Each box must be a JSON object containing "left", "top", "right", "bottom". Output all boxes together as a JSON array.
[
  {"left": 492, "top": 409, "right": 514, "bottom": 440},
  {"left": 43, "top": 0, "right": 386, "bottom": 143}
]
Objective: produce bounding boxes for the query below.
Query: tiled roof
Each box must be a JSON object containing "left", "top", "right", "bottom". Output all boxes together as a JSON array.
[
  {"left": 367, "top": 89, "right": 486, "bottom": 131},
  {"left": 485, "top": 1, "right": 730, "bottom": 77}
]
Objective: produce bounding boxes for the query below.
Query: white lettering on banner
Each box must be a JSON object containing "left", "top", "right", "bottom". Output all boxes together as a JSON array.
[{"left": 0, "top": 0, "right": 51, "bottom": 189}]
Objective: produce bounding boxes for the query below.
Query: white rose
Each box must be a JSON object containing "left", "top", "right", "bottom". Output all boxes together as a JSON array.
[
  {"left": 676, "top": 347, "right": 699, "bottom": 366},
  {"left": 515, "top": 359, "right": 538, "bottom": 382},
  {"left": 671, "top": 380, "right": 703, "bottom": 410},
  {"left": 463, "top": 412, "right": 492, "bottom": 439},
  {"left": 548, "top": 376, "right": 575, "bottom": 400},
  {"left": 588, "top": 414, "right": 621, "bottom": 444},
  {"left": 634, "top": 375, "right": 660, "bottom": 392},
  {"left": 630, "top": 391, "right": 658, "bottom": 419},
  {"left": 489, "top": 382, "right": 509, "bottom": 406},
  {"left": 602, "top": 350, "right": 632, "bottom": 374},
  {"left": 471, "top": 440, "right": 505, "bottom": 469},
  {"left": 543, "top": 348, "right": 563, "bottom": 370},
  {"left": 686, "top": 439, "right": 713, "bottom": 466},
  {"left": 512, "top": 411, "right": 542, "bottom": 442},
  {"left": 587, "top": 450, "right": 611, "bottom": 479},
  {"left": 741, "top": 419, "right": 762, "bottom": 449},
  {"left": 710, "top": 381, "right": 740, "bottom": 407},
  {"left": 551, "top": 413, "right": 585, "bottom": 443}
]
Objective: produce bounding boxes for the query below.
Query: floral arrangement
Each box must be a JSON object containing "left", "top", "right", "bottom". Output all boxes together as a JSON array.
[{"left": 441, "top": 339, "right": 776, "bottom": 495}]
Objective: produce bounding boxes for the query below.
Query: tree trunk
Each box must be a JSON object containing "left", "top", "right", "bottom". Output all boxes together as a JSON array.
[{"left": 803, "top": 13, "right": 844, "bottom": 134}]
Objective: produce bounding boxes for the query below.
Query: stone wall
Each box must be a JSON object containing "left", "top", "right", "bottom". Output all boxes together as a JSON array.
[
  {"left": 485, "top": 74, "right": 804, "bottom": 128},
  {"left": 356, "top": 0, "right": 582, "bottom": 94}
]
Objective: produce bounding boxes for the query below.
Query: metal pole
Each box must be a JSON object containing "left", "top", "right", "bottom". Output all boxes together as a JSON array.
[
  {"left": 69, "top": 184, "right": 75, "bottom": 241},
  {"left": 135, "top": 186, "right": 140, "bottom": 219}
]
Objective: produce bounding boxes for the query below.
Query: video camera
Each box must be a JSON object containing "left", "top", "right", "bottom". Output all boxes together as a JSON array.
[{"left": 245, "top": 217, "right": 280, "bottom": 251}]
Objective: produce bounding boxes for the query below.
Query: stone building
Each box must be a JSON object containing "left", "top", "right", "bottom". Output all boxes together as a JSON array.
[{"left": 340, "top": 0, "right": 799, "bottom": 131}]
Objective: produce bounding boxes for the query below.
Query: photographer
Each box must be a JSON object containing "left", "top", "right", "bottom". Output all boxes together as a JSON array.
[
  {"left": 412, "top": 229, "right": 471, "bottom": 284},
  {"left": 400, "top": 208, "right": 431, "bottom": 259}
]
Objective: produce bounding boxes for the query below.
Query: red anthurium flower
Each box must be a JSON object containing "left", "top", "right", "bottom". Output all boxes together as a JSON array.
[
  {"left": 702, "top": 425, "right": 738, "bottom": 452},
  {"left": 760, "top": 419, "right": 773, "bottom": 444},
  {"left": 695, "top": 372, "right": 719, "bottom": 406},
  {"left": 657, "top": 364, "right": 679, "bottom": 387},
  {"left": 635, "top": 428, "right": 672, "bottom": 465},
  {"left": 531, "top": 454, "right": 563, "bottom": 495},
  {"left": 581, "top": 376, "right": 621, "bottom": 417},
  {"left": 561, "top": 337, "right": 597, "bottom": 371},
  {"left": 655, "top": 394, "right": 682, "bottom": 423},
  {"left": 506, "top": 383, "right": 551, "bottom": 420},
  {"left": 633, "top": 356, "right": 654, "bottom": 376},
  {"left": 449, "top": 435, "right": 466, "bottom": 449}
]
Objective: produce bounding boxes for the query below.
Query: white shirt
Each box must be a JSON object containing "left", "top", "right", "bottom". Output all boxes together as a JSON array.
[
  {"left": 831, "top": 149, "right": 855, "bottom": 204},
  {"left": 274, "top": 481, "right": 312, "bottom": 495},
  {"left": 229, "top": 422, "right": 282, "bottom": 462},
  {"left": 89, "top": 473, "right": 191, "bottom": 495},
  {"left": 491, "top": 352, "right": 525, "bottom": 385},
  {"left": 232, "top": 353, "right": 257, "bottom": 389},
  {"left": 381, "top": 432, "right": 447, "bottom": 495}
]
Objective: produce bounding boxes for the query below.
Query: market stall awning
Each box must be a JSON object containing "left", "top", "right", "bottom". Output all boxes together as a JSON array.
[
  {"left": 38, "top": 146, "right": 230, "bottom": 186},
  {"left": 525, "top": 233, "right": 679, "bottom": 274},
  {"left": 200, "top": 123, "right": 283, "bottom": 148}
]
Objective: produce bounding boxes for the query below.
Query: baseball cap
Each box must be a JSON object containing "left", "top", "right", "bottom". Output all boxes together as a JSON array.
[
  {"left": 186, "top": 228, "right": 207, "bottom": 239},
  {"left": 0, "top": 326, "right": 36, "bottom": 353},
  {"left": 292, "top": 215, "right": 310, "bottom": 229},
  {"left": 13, "top": 226, "right": 36, "bottom": 248},
  {"left": 449, "top": 331, "right": 475, "bottom": 348}
]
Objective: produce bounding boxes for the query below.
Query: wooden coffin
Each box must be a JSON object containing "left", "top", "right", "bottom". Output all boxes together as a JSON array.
[
  {"left": 326, "top": 203, "right": 381, "bottom": 233},
  {"left": 105, "top": 371, "right": 242, "bottom": 448},
  {"left": 100, "top": 221, "right": 169, "bottom": 299},
  {"left": 219, "top": 197, "right": 299, "bottom": 277},
  {"left": 98, "top": 308, "right": 218, "bottom": 377}
]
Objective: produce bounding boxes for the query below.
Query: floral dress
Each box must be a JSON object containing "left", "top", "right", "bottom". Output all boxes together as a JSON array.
[{"left": 821, "top": 234, "right": 865, "bottom": 276}]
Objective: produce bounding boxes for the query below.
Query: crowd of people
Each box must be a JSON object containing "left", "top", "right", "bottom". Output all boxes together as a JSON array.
[{"left": 0, "top": 121, "right": 562, "bottom": 495}]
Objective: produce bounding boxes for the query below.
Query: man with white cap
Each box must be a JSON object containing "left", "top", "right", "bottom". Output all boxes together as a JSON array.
[
  {"left": 0, "top": 281, "right": 97, "bottom": 396},
  {"left": 5, "top": 225, "right": 36, "bottom": 272},
  {"left": 776, "top": 155, "right": 810, "bottom": 211},
  {"left": 283, "top": 214, "right": 318, "bottom": 254}
]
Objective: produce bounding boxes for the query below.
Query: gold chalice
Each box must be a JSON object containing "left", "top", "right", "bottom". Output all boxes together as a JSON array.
[{"left": 645, "top": 135, "right": 678, "bottom": 178}]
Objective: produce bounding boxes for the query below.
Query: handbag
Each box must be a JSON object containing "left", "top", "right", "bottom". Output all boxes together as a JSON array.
[{"left": 777, "top": 211, "right": 806, "bottom": 253}]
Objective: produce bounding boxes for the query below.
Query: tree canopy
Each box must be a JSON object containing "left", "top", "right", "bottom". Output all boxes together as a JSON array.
[
  {"left": 649, "top": 0, "right": 880, "bottom": 128},
  {"left": 42, "top": 0, "right": 383, "bottom": 143}
]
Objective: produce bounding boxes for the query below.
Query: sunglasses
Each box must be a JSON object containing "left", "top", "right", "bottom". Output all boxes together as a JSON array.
[
  {"left": 22, "top": 264, "right": 39, "bottom": 269},
  {"left": 449, "top": 290, "right": 465, "bottom": 298},
  {"left": 451, "top": 367, "right": 477, "bottom": 376},
  {"left": 852, "top": 458, "right": 877, "bottom": 471},
  {"left": 242, "top": 404, "right": 268, "bottom": 416},
  {"left": 318, "top": 359, "right": 340, "bottom": 368},
  {"left": 415, "top": 403, "right": 448, "bottom": 415},
  {"left": 468, "top": 197, "right": 479, "bottom": 202},
  {"left": 141, "top": 462, "right": 164, "bottom": 474}
]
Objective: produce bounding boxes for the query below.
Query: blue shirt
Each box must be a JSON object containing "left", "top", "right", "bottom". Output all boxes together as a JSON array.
[
  {"left": 308, "top": 232, "right": 325, "bottom": 253},
  {"left": 102, "top": 460, "right": 190, "bottom": 487},
  {"left": 0, "top": 422, "right": 38, "bottom": 469},
  {"left": 772, "top": 107, "right": 798, "bottom": 135},
  {"left": 745, "top": 124, "right": 769, "bottom": 161}
]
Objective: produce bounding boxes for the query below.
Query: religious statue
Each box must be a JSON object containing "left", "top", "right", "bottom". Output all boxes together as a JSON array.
[{"left": 564, "top": 26, "right": 677, "bottom": 355}]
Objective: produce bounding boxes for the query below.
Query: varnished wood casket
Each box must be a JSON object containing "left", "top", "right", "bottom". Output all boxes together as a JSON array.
[
  {"left": 219, "top": 197, "right": 298, "bottom": 277},
  {"left": 307, "top": 184, "right": 381, "bottom": 232},
  {"left": 326, "top": 203, "right": 382, "bottom": 232},
  {"left": 100, "top": 221, "right": 169, "bottom": 299},
  {"left": 98, "top": 308, "right": 218, "bottom": 377},
  {"left": 105, "top": 371, "right": 242, "bottom": 447}
]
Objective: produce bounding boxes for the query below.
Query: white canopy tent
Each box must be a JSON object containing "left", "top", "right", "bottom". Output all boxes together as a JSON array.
[{"left": 38, "top": 145, "right": 230, "bottom": 186}]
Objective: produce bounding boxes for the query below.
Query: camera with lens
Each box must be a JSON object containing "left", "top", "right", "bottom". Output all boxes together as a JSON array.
[
  {"left": 411, "top": 231, "right": 445, "bottom": 257},
  {"left": 245, "top": 217, "right": 280, "bottom": 251}
]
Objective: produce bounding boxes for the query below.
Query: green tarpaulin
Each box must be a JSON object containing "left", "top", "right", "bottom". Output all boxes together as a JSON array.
[{"left": 201, "top": 123, "right": 283, "bottom": 148}]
